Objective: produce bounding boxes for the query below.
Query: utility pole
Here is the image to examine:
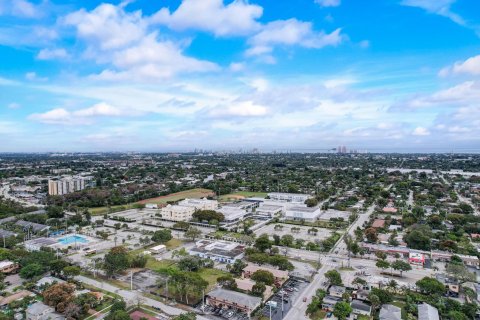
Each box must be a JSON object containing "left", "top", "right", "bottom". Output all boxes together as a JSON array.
[
  {"left": 2, "top": 235, "right": 5, "bottom": 248},
  {"left": 281, "top": 290, "right": 284, "bottom": 316},
  {"left": 130, "top": 270, "right": 133, "bottom": 290},
  {"left": 269, "top": 303, "right": 272, "bottom": 320}
]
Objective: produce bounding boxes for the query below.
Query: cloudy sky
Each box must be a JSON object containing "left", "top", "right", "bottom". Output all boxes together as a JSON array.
[{"left": 0, "top": 0, "right": 479, "bottom": 152}]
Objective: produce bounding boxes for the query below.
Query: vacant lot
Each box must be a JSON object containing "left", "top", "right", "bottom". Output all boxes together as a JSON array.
[
  {"left": 138, "top": 188, "right": 214, "bottom": 205},
  {"left": 218, "top": 191, "right": 267, "bottom": 202}
]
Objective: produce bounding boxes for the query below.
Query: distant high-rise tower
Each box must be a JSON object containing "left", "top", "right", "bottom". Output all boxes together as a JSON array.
[
  {"left": 337, "top": 146, "right": 342, "bottom": 153},
  {"left": 342, "top": 146, "right": 347, "bottom": 153}
]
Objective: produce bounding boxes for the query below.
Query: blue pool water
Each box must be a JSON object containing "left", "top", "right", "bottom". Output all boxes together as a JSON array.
[{"left": 58, "top": 235, "right": 88, "bottom": 245}]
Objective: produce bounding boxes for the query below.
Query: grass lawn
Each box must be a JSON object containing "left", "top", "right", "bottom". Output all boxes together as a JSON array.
[
  {"left": 145, "top": 258, "right": 176, "bottom": 271},
  {"left": 218, "top": 191, "right": 267, "bottom": 202},
  {"left": 165, "top": 238, "right": 184, "bottom": 250},
  {"left": 198, "top": 268, "right": 231, "bottom": 290},
  {"left": 137, "top": 188, "right": 214, "bottom": 205},
  {"left": 309, "top": 310, "right": 326, "bottom": 320}
]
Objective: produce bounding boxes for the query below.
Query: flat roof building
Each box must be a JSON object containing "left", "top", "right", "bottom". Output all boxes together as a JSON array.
[
  {"left": 285, "top": 206, "right": 321, "bottom": 222},
  {"left": 189, "top": 240, "right": 245, "bottom": 263},
  {"left": 160, "top": 204, "right": 195, "bottom": 222},
  {"left": 267, "top": 192, "right": 312, "bottom": 203},
  {"left": 242, "top": 264, "right": 288, "bottom": 286},
  {"left": 255, "top": 204, "right": 283, "bottom": 217},
  {"left": 24, "top": 237, "right": 57, "bottom": 251},
  {"left": 178, "top": 198, "right": 218, "bottom": 211},
  {"left": 217, "top": 207, "right": 249, "bottom": 222},
  {"left": 206, "top": 288, "right": 262, "bottom": 315}
]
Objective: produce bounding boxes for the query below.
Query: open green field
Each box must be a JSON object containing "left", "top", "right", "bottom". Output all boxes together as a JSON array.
[
  {"left": 137, "top": 188, "right": 214, "bottom": 205},
  {"left": 88, "top": 204, "right": 138, "bottom": 216},
  {"left": 218, "top": 191, "right": 267, "bottom": 202}
]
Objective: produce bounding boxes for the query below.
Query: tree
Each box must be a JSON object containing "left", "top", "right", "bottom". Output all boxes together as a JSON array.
[
  {"left": 404, "top": 225, "right": 432, "bottom": 250},
  {"left": 185, "top": 227, "right": 202, "bottom": 241},
  {"left": 173, "top": 313, "right": 197, "bottom": 320},
  {"left": 50, "top": 260, "right": 69, "bottom": 276},
  {"left": 104, "top": 246, "right": 129, "bottom": 277},
  {"left": 230, "top": 259, "right": 247, "bottom": 276},
  {"left": 376, "top": 259, "right": 390, "bottom": 274},
  {"left": 192, "top": 210, "right": 225, "bottom": 223},
  {"left": 447, "top": 263, "right": 476, "bottom": 283},
  {"left": 368, "top": 293, "right": 381, "bottom": 311},
  {"left": 106, "top": 310, "right": 130, "bottom": 320},
  {"left": 130, "top": 254, "right": 148, "bottom": 268},
  {"left": 352, "top": 277, "right": 367, "bottom": 289},
  {"left": 254, "top": 234, "right": 272, "bottom": 252},
  {"left": 47, "top": 206, "right": 64, "bottom": 219},
  {"left": 251, "top": 282, "right": 266, "bottom": 297},
  {"left": 364, "top": 227, "right": 378, "bottom": 243},
  {"left": 152, "top": 229, "right": 172, "bottom": 243},
  {"left": 20, "top": 263, "right": 44, "bottom": 279},
  {"left": 333, "top": 301, "right": 352, "bottom": 320},
  {"left": 62, "top": 266, "right": 81, "bottom": 280},
  {"left": 178, "top": 256, "right": 202, "bottom": 272},
  {"left": 280, "top": 234, "right": 294, "bottom": 247},
  {"left": 43, "top": 283, "right": 75, "bottom": 313},
  {"left": 416, "top": 277, "right": 446, "bottom": 296},
  {"left": 325, "top": 270, "right": 342, "bottom": 286},
  {"left": 251, "top": 270, "right": 275, "bottom": 286},
  {"left": 391, "top": 260, "right": 412, "bottom": 277}
]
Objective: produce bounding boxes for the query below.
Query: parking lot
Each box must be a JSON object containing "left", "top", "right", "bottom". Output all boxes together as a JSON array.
[
  {"left": 254, "top": 223, "right": 332, "bottom": 243},
  {"left": 201, "top": 305, "right": 249, "bottom": 320},
  {"left": 261, "top": 278, "right": 308, "bottom": 320}
]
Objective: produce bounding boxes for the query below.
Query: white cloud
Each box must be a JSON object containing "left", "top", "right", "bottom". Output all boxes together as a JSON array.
[
  {"left": 315, "top": 0, "right": 341, "bottom": 7},
  {"left": 25, "top": 72, "right": 48, "bottom": 81},
  {"left": 440, "top": 54, "right": 480, "bottom": 76},
  {"left": 63, "top": 3, "right": 146, "bottom": 50},
  {"left": 209, "top": 101, "right": 268, "bottom": 117},
  {"left": 37, "top": 48, "right": 69, "bottom": 60},
  {"left": 29, "top": 102, "right": 123, "bottom": 125},
  {"left": 229, "top": 62, "right": 245, "bottom": 72},
  {"left": 412, "top": 126, "right": 430, "bottom": 136},
  {"left": 62, "top": 3, "right": 218, "bottom": 80},
  {"left": 0, "top": 0, "right": 42, "bottom": 18},
  {"left": 401, "top": 0, "right": 465, "bottom": 26},
  {"left": 150, "top": 0, "right": 263, "bottom": 36},
  {"left": 247, "top": 19, "right": 343, "bottom": 57}
]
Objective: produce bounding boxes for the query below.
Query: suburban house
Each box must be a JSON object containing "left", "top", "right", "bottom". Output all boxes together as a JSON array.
[
  {"left": 189, "top": 240, "right": 245, "bottom": 263},
  {"left": 329, "top": 285, "right": 347, "bottom": 298},
  {"left": 0, "top": 261, "right": 19, "bottom": 274},
  {"left": 36, "top": 276, "right": 66, "bottom": 291},
  {"left": 322, "top": 295, "right": 342, "bottom": 311},
  {"left": 26, "top": 301, "right": 64, "bottom": 320},
  {"left": 15, "top": 220, "right": 50, "bottom": 233},
  {"left": 206, "top": 288, "right": 262, "bottom": 315},
  {"left": 0, "top": 290, "right": 34, "bottom": 309},
  {"left": 379, "top": 304, "right": 402, "bottom": 320},
  {"left": 351, "top": 299, "right": 372, "bottom": 316},
  {"left": 242, "top": 264, "right": 288, "bottom": 287},
  {"left": 418, "top": 303, "right": 440, "bottom": 320},
  {"left": 353, "top": 289, "right": 370, "bottom": 301}
]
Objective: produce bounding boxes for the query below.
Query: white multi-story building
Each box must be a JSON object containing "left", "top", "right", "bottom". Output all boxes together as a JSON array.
[
  {"left": 177, "top": 198, "right": 218, "bottom": 211},
  {"left": 48, "top": 176, "right": 91, "bottom": 195},
  {"left": 189, "top": 240, "right": 245, "bottom": 263},
  {"left": 267, "top": 192, "right": 312, "bottom": 203},
  {"left": 285, "top": 206, "right": 321, "bottom": 222},
  {"left": 160, "top": 204, "right": 195, "bottom": 221}
]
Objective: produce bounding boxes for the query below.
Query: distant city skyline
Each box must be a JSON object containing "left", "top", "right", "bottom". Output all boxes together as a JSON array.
[{"left": 0, "top": 0, "right": 479, "bottom": 152}]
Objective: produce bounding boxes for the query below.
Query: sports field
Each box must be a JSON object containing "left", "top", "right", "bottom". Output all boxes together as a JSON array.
[
  {"left": 218, "top": 191, "right": 267, "bottom": 202},
  {"left": 137, "top": 188, "right": 214, "bottom": 205}
]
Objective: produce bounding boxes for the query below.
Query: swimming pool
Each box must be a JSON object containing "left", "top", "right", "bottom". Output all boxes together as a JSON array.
[{"left": 58, "top": 235, "right": 89, "bottom": 245}]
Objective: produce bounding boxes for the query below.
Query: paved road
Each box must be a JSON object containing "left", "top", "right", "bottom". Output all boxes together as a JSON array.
[
  {"left": 75, "top": 275, "right": 210, "bottom": 320},
  {"left": 284, "top": 203, "right": 377, "bottom": 320}
]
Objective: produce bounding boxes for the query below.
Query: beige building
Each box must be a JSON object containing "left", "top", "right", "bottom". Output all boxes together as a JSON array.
[
  {"left": 160, "top": 204, "right": 195, "bottom": 221},
  {"left": 48, "top": 177, "right": 89, "bottom": 196},
  {"left": 177, "top": 198, "right": 218, "bottom": 210}
]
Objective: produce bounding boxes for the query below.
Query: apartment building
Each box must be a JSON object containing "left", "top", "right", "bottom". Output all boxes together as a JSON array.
[
  {"left": 160, "top": 204, "right": 195, "bottom": 221},
  {"left": 48, "top": 176, "right": 91, "bottom": 195}
]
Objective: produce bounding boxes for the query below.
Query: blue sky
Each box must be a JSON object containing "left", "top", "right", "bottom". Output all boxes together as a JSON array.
[{"left": 1, "top": 0, "right": 480, "bottom": 152}]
